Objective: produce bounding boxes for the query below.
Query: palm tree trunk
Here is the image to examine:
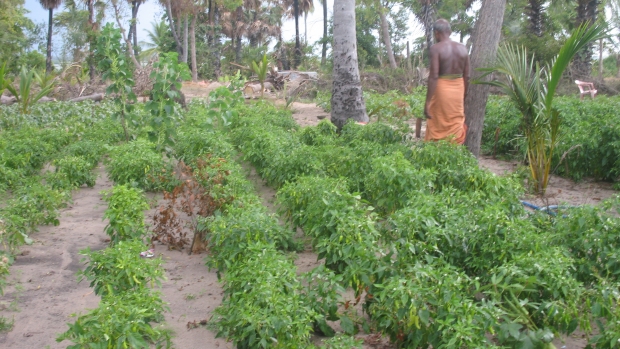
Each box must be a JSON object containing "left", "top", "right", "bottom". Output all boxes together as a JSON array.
[
  {"left": 183, "top": 15, "right": 189, "bottom": 64},
  {"left": 321, "top": 0, "right": 327, "bottom": 66},
  {"left": 132, "top": 1, "right": 140, "bottom": 57},
  {"left": 87, "top": 0, "right": 96, "bottom": 79},
  {"left": 331, "top": 0, "right": 368, "bottom": 129},
  {"left": 294, "top": 0, "right": 301, "bottom": 68},
  {"left": 379, "top": 5, "right": 397, "bottom": 69},
  {"left": 464, "top": 0, "right": 507, "bottom": 157},
  {"left": 573, "top": 0, "right": 598, "bottom": 79},
  {"left": 164, "top": 0, "right": 184, "bottom": 61},
  {"left": 304, "top": 12, "right": 308, "bottom": 45},
  {"left": 190, "top": 15, "right": 197, "bottom": 82},
  {"left": 46, "top": 8, "right": 54, "bottom": 74},
  {"left": 598, "top": 37, "right": 603, "bottom": 81}
]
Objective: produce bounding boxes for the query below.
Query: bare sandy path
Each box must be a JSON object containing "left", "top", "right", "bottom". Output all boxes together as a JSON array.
[{"left": 0, "top": 166, "right": 109, "bottom": 348}]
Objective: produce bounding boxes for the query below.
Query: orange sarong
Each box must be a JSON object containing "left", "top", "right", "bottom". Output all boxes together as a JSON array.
[{"left": 425, "top": 77, "right": 467, "bottom": 144}]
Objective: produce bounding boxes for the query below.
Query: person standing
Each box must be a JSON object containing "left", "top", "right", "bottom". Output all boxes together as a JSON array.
[{"left": 424, "top": 19, "right": 470, "bottom": 144}]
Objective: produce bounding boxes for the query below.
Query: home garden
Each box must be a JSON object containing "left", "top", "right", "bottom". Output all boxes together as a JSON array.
[{"left": 0, "top": 63, "right": 620, "bottom": 348}]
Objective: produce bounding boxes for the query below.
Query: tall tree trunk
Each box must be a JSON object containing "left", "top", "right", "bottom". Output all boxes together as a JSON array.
[
  {"left": 132, "top": 1, "right": 140, "bottom": 57},
  {"left": 46, "top": 8, "right": 54, "bottom": 74},
  {"left": 421, "top": 0, "right": 436, "bottom": 64},
  {"left": 331, "top": 0, "right": 368, "bottom": 129},
  {"left": 599, "top": 38, "right": 603, "bottom": 81},
  {"left": 616, "top": 53, "right": 620, "bottom": 78},
  {"left": 294, "top": 0, "right": 301, "bottom": 68},
  {"left": 379, "top": 5, "right": 397, "bottom": 69},
  {"left": 110, "top": 0, "right": 141, "bottom": 68},
  {"left": 234, "top": 6, "right": 242, "bottom": 63},
  {"left": 128, "top": 1, "right": 140, "bottom": 57},
  {"left": 164, "top": 0, "right": 184, "bottom": 60},
  {"left": 573, "top": 0, "right": 598, "bottom": 79},
  {"left": 183, "top": 15, "right": 189, "bottom": 64},
  {"left": 321, "top": 0, "right": 327, "bottom": 66},
  {"left": 214, "top": 10, "right": 221, "bottom": 78},
  {"left": 304, "top": 12, "right": 308, "bottom": 45},
  {"left": 190, "top": 15, "right": 197, "bottom": 82},
  {"left": 87, "top": 0, "right": 96, "bottom": 79},
  {"left": 525, "top": 0, "right": 544, "bottom": 37},
  {"left": 464, "top": 0, "right": 507, "bottom": 157},
  {"left": 279, "top": 33, "right": 290, "bottom": 70}
]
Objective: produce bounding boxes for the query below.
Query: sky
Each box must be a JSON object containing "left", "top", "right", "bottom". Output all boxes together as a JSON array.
[{"left": 23, "top": 0, "right": 428, "bottom": 59}]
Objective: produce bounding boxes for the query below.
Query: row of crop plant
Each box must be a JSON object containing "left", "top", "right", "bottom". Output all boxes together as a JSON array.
[
  {"left": 0, "top": 101, "right": 122, "bottom": 329},
  {"left": 56, "top": 185, "right": 171, "bottom": 347},
  {"left": 160, "top": 97, "right": 366, "bottom": 348},
  {"left": 227, "top": 100, "right": 620, "bottom": 348}
]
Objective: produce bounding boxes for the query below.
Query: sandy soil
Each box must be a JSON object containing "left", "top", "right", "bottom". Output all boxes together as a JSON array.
[
  {"left": 0, "top": 99, "right": 614, "bottom": 349},
  {"left": 0, "top": 166, "right": 231, "bottom": 349},
  {"left": 0, "top": 167, "right": 109, "bottom": 348}
]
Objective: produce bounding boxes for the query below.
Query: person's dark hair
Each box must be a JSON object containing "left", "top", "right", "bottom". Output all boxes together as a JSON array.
[{"left": 433, "top": 19, "right": 451, "bottom": 34}]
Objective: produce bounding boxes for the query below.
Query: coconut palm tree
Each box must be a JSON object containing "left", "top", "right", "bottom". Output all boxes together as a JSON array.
[
  {"left": 39, "top": 0, "right": 63, "bottom": 73},
  {"left": 139, "top": 20, "right": 176, "bottom": 62},
  {"left": 478, "top": 22, "right": 606, "bottom": 194},
  {"left": 331, "top": 0, "right": 368, "bottom": 129},
  {"left": 299, "top": 0, "right": 313, "bottom": 44}
]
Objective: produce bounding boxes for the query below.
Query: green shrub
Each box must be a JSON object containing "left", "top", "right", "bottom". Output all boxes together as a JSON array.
[
  {"left": 46, "top": 156, "right": 97, "bottom": 190},
  {"left": 484, "top": 248, "right": 585, "bottom": 347},
  {"left": 549, "top": 196, "right": 620, "bottom": 284},
  {"left": 62, "top": 140, "right": 105, "bottom": 168},
  {"left": 203, "top": 206, "right": 299, "bottom": 274},
  {"left": 174, "top": 129, "right": 235, "bottom": 166},
  {"left": 106, "top": 139, "right": 174, "bottom": 191},
  {"left": 212, "top": 243, "right": 317, "bottom": 349},
  {"left": 78, "top": 240, "right": 165, "bottom": 296},
  {"left": 0, "top": 164, "right": 24, "bottom": 192},
  {"left": 298, "top": 120, "right": 337, "bottom": 146},
  {"left": 364, "top": 151, "right": 436, "bottom": 215},
  {"left": 56, "top": 288, "right": 171, "bottom": 349},
  {"left": 102, "top": 185, "right": 150, "bottom": 245},
  {"left": 368, "top": 261, "right": 500, "bottom": 348},
  {"left": 339, "top": 121, "right": 405, "bottom": 145}
]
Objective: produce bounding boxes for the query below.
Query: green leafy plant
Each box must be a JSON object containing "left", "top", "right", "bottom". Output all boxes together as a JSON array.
[
  {"left": 478, "top": 22, "right": 606, "bottom": 194},
  {"left": 212, "top": 243, "right": 318, "bottom": 349},
  {"left": 46, "top": 156, "right": 97, "bottom": 190},
  {"left": 251, "top": 54, "right": 269, "bottom": 98},
  {"left": 62, "top": 140, "right": 105, "bottom": 168},
  {"left": 102, "top": 185, "right": 150, "bottom": 245},
  {"left": 364, "top": 151, "right": 436, "bottom": 215},
  {"left": 4, "top": 66, "right": 55, "bottom": 115},
  {"left": 145, "top": 52, "right": 191, "bottom": 151},
  {"left": 368, "top": 261, "right": 500, "bottom": 348},
  {"left": 78, "top": 239, "right": 165, "bottom": 296},
  {"left": 106, "top": 140, "right": 174, "bottom": 191},
  {"left": 0, "top": 62, "right": 8, "bottom": 97},
  {"left": 95, "top": 23, "right": 137, "bottom": 142},
  {"left": 56, "top": 288, "right": 171, "bottom": 348}
]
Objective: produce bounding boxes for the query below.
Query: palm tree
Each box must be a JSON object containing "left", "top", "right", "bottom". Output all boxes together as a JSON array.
[
  {"left": 478, "top": 22, "right": 606, "bottom": 194},
  {"left": 299, "top": 0, "right": 313, "bottom": 44},
  {"left": 572, "top": 0, "right": 600, "bottom": 78},
  {"left": 39, "top": 0, "right": 63, "bottom": 73},
  {"left": 331, "top": 0, "right": 368, "bottom": 129},
  {"left": 139, "top": 20, "right": 175, "bottom": 62},
  {"left": 320, "top": 0, "right": 327, "bottom": 66}
]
